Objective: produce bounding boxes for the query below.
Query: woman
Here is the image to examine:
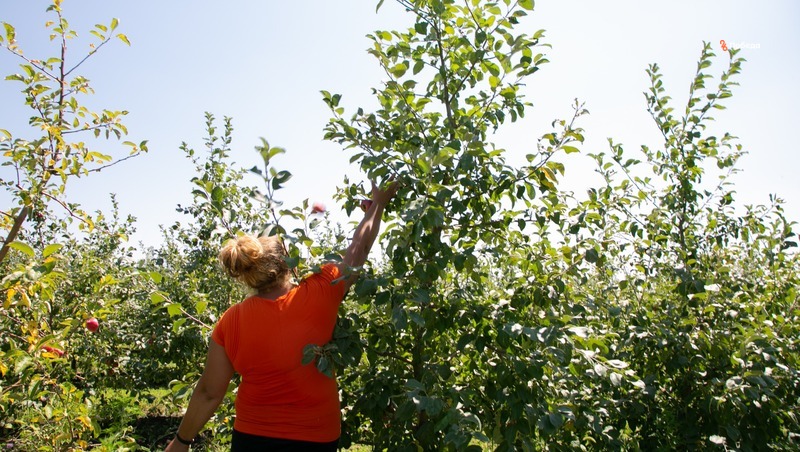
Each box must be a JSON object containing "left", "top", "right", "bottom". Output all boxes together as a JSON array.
[{"left": 165, "top": 181, "right": 397, "bottom": 451}]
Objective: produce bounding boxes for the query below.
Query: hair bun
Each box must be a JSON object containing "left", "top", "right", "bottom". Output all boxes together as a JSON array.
[
  {"left": 218, "top": 234, "right": 290, "bottom": 291},
  {"left": 219, "top": 236, "right": 262, "bottom": 277}
]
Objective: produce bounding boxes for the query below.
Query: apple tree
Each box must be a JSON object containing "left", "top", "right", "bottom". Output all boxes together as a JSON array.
[
  {"left": 0, "top": 0, "right": 149, "bottom": 447},
  {"left": 322, "top": 0, "right": 592, "bottom": 449},
  {"left": 577, "top": 44, "right": 800, "bottom": 448}
]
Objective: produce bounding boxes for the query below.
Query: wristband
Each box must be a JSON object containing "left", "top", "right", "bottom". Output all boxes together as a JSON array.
[{"left": 175, "top": 432, "right": 195, "bottom": 446}]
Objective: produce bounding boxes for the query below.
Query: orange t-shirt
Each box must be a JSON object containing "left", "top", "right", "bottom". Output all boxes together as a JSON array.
[{"left": 211, "top": 263, "right": 347, "bottom": 442}]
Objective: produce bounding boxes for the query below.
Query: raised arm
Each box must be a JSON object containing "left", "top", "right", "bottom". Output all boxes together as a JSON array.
[{"left": 340, "top": 181, "right": 398, "bottom": 287}]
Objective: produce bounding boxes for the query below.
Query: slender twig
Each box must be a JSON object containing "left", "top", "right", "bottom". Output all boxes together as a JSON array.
[
  {"left": 54, "top": 8, "right": 67, "bottom": 164},
  {"left": 432, "top": 20, "right": 455, "bottom": 140},
  {"left": 40, "top": 191, "right": 91, "bottom": 226},
  {"left": 611, "top": 153, "right": 658, "bottom": 209},
  {"left": 84, "top": 153, "right": 141, "bottom": 173},
  {"left": 693, "top": 163, "right": 739, "bottom": 219},
  {"left": 450, "top": 0, "right": 489, "bottom": 98},
  {"left": 179, "top": 307, "right": 211, "bottom": 329},
  {"left": 0, "top": 309, "right": 26, "bottom": 328},
  {"left": 262, "top": 160, "right": 300, "bottom": 281},
  {"left": 1, "top": 47, "right": 60, "bottom": 81},
  {"left": 61, "top": 122, "right": 112, "bottom": 135},
  {"left": 63, "top": 37, "right": 112, "bottom": 78},
  {"left": 24, "top": 86, "right": 57, "bottom": 168},
  {"left": 506, "top": 102, "right": 583, "bottom": 187}
]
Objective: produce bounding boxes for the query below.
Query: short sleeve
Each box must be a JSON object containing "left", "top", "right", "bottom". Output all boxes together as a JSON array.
[
  {"left": 303, "top": 263, "right": 348, "bottom": 305},
  {"left": 211, "top": 304, "right": 239, "bottom": 354}
]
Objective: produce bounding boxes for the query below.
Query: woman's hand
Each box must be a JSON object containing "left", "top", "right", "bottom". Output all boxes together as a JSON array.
[
  {"left": 371, "top": 179, "right": 399, "bottom": 207},
  {"left": 341, "top": 179, "right": 400, "bottom": 281},
  {"left": 164, "top": 438, "right": 190, "bottom": 452}
]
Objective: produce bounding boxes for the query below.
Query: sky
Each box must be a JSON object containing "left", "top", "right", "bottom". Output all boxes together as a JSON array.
[{"left": 1, "top": 0, "right": 798, "bottom": 248}]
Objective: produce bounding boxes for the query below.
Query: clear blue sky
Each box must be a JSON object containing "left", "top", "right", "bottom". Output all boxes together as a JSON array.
[{"left": 2, "top": 1, "right": 798, "bottom": 247}]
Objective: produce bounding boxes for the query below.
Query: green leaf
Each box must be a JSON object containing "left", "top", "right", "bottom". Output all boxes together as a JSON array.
[
  {"left": 195, "top": 301, "right": 208, "bottom": 314},
  {"left": 376, "top": 0, "right": 385, "bottom": 13},
  {"left": 302, "top": 344, "right": 318, "bottom": 365},
  {"left": 606, "top": 359, "right": 628, "bottom": 369},
  {"left": 9, "top": 241, "right": 34, "bottom": 258},
  {"left": 317, "top": 355, "right": 329, "bottom": 374},
  {"left": 389, "top": 63, "right": 408, "bottom": 78},
  {"left": 416, "top": 157, "right": 431, "bottom": 174},
  {"left": 211, "top": 186, "right": 225, "bottom": 203},
  {"left": 3, "top": 23, "right": 15, "bottom": 42},
  {"left": 150, "top": 292, "right": 166, "bottom": 304},
  {"left": 42, "top": 244, "right": 63, "bottom": 258},
  {"left": 268, "top": 146, "right": 286, "bottom": 160},
  {"left": 284, "top": 256, "right": 300, "bottom": 269},
  {"left": 375, "top": 291, "right": 390, "bottom": 305},
  {"left": 407, "top": 310, "right": 425, "bottom": 327},
  {"left": 562, "top": 145, "right": 579, "bottom": 154},
  {"left": 191, "top": 189, "right": 208, "bottom": 200},
  {"left": 405, "top": 379, "right": 424, "bottom": 391},
  {"left": 166, "top": 303, "right": 182, "bottom": 317},
  {"left": 485, "top": 61, "right": 501, "bottom": 77},
  {"left": 355, "top": 278, "right": 378, "bottom": 296},
  {"left": 272, "top": 170, "right": 292, "bottom": 189},
  {"left": 519, "top": 0, "right": 534, "bottom": 11}
]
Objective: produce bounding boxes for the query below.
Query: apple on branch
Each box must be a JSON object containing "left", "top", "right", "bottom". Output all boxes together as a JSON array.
[
  {"left": 311, "top": 202, "right": 326, "bottom": 214},
  {"left": 85, "top": 317, "right": 99, "bottom": 332},
  {"left": 41, "top": 345, "right": 65, "bottom": 357}
]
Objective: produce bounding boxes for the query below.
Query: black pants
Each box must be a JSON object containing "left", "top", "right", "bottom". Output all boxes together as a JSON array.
[{"left": 231, "top": 429, "right": 339, "bottom": 451}]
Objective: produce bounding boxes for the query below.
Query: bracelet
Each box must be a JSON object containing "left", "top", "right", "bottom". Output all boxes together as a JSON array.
[{"left": 175, "top": 432, "right": 195, "bottom": 446}]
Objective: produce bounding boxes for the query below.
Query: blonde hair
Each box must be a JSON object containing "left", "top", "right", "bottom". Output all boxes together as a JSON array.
[{"left": 218, "top": 235, "right": 289, "bottom": 291}]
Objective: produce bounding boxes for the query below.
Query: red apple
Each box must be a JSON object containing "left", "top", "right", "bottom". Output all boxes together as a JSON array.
[
  {"left": 85, "top": 317, "right": 99, "bottom": 332},
  {"left": 360, "top": 199, "right": 373, "bottom": 212},
  {"left": 311, "top": 202, "right": 326, "bottom": 214},
  {"left": 41, "top": 345, "right": 65, "bottom": 357}
]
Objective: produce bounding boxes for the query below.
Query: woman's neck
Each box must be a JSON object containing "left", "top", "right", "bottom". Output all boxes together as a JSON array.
[{"left": 255, "top": 280, "right": 294, "bottom": 300}]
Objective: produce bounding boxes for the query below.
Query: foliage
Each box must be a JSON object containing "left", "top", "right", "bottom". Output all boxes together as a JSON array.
[
  {"left": 320, "top": 1, "right": 799, "bottom": 450},
  {"left": 575, "top": 43, "right": 800, "bottom": 449},
  {"left": 324, "top": 0, "right": 581, "bottom": 449},
  {"left": 0, "top": 0, "right": 145, "bottom": 242},
  {"left": 0, "top": 1, "right": 149, "bottom": 448}
]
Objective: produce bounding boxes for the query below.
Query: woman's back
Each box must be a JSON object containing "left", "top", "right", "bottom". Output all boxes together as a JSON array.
[{"left": 212, "top": 264, "right": 346, "bottom": 443}]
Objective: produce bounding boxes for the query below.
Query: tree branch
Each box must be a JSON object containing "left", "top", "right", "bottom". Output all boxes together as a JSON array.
[{"left": 0, "top": 207, "right": 29, "bottom": 264}]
